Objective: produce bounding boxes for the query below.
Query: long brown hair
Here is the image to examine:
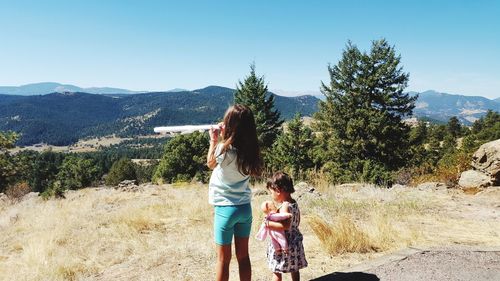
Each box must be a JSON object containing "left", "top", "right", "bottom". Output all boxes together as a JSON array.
[{"left": 221, "top": 104, "right": 262, "bottom": 177}]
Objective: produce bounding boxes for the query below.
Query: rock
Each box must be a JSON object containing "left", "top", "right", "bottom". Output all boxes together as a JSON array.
[
  {"left": 118, "top": 180, "right": 137, "bottom": 187},
  {"left": 391, "top": 184, "right": 408, "bottom": 189},
  {"left": 458, "top": 170, "right": 492, "bottom": 188},
  {"left": 116, "top": 180, "right": 141, "bottom": 192},
  {"left": 294, "top": 182, "right": 321, "bottom": 200},
  {"left": 0, "top": 193, "right": 9, "bottom": 206},
  {"left": 416, "top": 182, "right": 447, "bottom": 190},
  {"left": 471, "top": 139, "right": 500, "bottom": 185},
  {"left": 22, "top": 192, "right": 39, "bottom": 200}
]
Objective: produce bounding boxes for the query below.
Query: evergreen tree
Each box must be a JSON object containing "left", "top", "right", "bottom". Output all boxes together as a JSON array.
[
  {"left": 56, "top": 155, "right": 100, "bottom": 190},
  {"left": 314, "top": 39, "right": 416, "bottom": 184},
  {"left": 106, "top": 157, "right": 137, "bottom": 186},
  {"left": 31, "top": 150, "right": 65, "bottom": 193},
  {"left": 447, "top": 116, "right": 462, "bottom": 138},
  {"left": 153, "top": 132, "right": 209, "bottom": 183},
  {"left": 234, "top": 64, "right": 283, "bottom": 150},
  {"left": 0, "top": 131, "right": 18, "bottom": 191},
  {"left": 268, "top": 114, "right": 314, "bottom": 179}
]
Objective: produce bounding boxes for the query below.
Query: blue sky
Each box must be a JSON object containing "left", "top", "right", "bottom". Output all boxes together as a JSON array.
[{"left": 0, "top": 0, "right": 499, "bottom": 99}]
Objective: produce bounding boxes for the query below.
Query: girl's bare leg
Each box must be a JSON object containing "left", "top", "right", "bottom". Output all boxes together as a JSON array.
[
  {"left": 291, "top": 271, "right": 300, "bottom": 281},
  {"left": 215, "top": 244, "right": 231, "bottom": 281},
  {"left": 234, "top": 236, "right": 251, "bottom": 281},
  {"left": 272, "top": 272, "right": 282, "bottom": 281}
]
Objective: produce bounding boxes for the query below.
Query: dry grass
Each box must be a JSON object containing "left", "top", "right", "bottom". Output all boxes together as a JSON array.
[
  {"left": 308, "top": 216, "right": 376, "bottom": 254},
  {"left": 0, "top": 183, "right": 499, "bottom": 280},
  {"left": 462, "top": 187, "right": 483, "bottom": 195}
]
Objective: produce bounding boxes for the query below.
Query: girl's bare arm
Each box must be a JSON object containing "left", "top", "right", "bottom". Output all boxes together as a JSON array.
[
  {"left": 206, "top": 140, "right": 218, "bottom": 169},
  {"left": 266, "top": 202, "right": 292, "bottom": 231}
]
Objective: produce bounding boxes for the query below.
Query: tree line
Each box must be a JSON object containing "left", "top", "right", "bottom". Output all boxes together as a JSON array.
[{"left": 1, "top": 39, "right": 499, "bottom": 199}]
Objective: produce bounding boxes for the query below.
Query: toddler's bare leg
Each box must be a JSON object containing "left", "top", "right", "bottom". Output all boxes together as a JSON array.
[
  {"left": 291, "top": 271, "right": 300, "bottom": 281},
  {"left": 272, "top": 272, "right": 282, "bottom": 281}
]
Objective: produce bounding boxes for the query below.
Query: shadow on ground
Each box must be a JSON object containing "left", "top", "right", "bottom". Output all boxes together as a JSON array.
[{"left": 310, "top": 272, "right": 380, "bottom": 281}]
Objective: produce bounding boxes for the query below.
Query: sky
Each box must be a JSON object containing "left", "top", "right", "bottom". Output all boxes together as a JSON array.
[{"left": 0, "top": 0, "right": 499, "bottom": 99}]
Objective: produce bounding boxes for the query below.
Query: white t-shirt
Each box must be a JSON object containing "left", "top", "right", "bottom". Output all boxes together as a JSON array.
[{"left": 208, "top": 143, "right": 251, "bottom": 206}]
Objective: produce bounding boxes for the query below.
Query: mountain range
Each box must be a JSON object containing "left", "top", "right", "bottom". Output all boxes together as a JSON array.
[
  {"left": 411, "top": 90, "right": 500, "bottom": 124},
  {"left": 0, "top": 82, "right": 191, "bottom": 96},
  {"left": 0, "top": 83, "right": 498, "bottom": 146},
  {"left": 0, "top": 86, "right": 319, "bottom": 145}
]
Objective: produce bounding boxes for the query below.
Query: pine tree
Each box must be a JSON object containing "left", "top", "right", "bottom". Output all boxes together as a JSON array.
[
  {"left": 268, "top": 113, "right": 314, "bottom": 179},
  {"left": 447, "top": 116, "right": 462, "bottom": 138},
  {"left": 234, "top": 64, "right": 283, "bottom": 151},
  {"left": 0, "top": 131, "right": 18, "bottom": 191},
  {"left": 314, "top": 39, "right": 416, "bottom": 184},
  {"left": 153, "top": 132, "right": 209, "bottom": 183}
]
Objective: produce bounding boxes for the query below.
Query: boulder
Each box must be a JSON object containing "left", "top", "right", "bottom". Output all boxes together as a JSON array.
[
  {"left": 0, "top": 193, "right": 8, "bottom": 204},
  {"left": 116, "top": 180, "right": 141, "bottom": 192},
  {"left": 458, "top": 170, "right": 491, "bottom": 188},
  {"left": 471, "top": 139, "right": 500, "bottom": 185},
  {"left": 294, "top": 182, "right": 321, "bottom": 200}
]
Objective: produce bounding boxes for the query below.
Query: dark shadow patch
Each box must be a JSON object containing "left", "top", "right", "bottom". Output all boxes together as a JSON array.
[{"left": 310, "top": 272, "right": 380, "bottom": 281}]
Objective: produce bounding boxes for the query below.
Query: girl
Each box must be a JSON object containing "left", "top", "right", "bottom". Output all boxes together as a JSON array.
[
  {"left": 264, "top": 172, "right": 308, "bottom": 281},
  {"left": 207, "top": 104, "right": 262, "bottom": 281}
]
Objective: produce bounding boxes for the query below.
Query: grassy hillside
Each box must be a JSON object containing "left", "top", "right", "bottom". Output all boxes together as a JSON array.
[{"left": 1, "top": 183, "right": 498, "bottom": 280}]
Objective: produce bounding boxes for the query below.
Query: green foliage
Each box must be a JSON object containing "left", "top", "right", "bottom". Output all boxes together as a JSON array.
[
  {"left": 41, "top": 180, "right": 66, "bottom": 199},
  {"left": 0, "top": 131, "right": 18, "bottom": 150},
  {"left": 105, "top": 157, "right": 137, "bottom": 186},
  {"left": 446, "top": 116, "right": 462, "bottom": 138},
  {"left": 267, "top": 114, "right": 314, "bottom": 179},
  {"left": 471, "top": 110, "right": 500, "bottom": 143},
  {"left": 0, "top": 131, "right": 19, "bottom": 191},
  {"left": 30, "top": 150, "right": 66, "bottom": 193},
  {"left": 153, "top": 131, "right": 209, "bottom": 183},
  {"left": 314, "top": 39, "right": 415, "bottom": 184},
  {"left": 234, "top": 64, "right": 284, "bottom": 151},
  {"left": 135, "top": 160, "right": 159, "bottom": 184},
  {"left": 408, "top": 111, "right": 499, "bottom": 185},
  {"left": 56, "top": 155, "right": 100, "bottom": 190}
]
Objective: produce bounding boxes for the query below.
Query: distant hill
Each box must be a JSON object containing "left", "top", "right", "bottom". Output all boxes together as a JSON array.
[
  {"left": 495, "top": 97, "right": 500, "bottom": 103},
  {"left": 413, "top": 90, "right": 500, "bottom": 124},
  {"left": 0, "top": 82, "right": 139, "bottom": 95},
  {"left": 0, "top": 86, "right": 319, "bottom": 145},
  {"left": 1, "top": 85, "right": 499, "bottom": 146}
]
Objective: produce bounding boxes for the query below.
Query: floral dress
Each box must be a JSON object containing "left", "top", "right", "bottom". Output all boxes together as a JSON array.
[{"left": 266, "top": 201, "right": 308, "bottom": 273}]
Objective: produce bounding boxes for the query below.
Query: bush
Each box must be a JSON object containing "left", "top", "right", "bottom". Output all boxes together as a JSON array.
[
  {"left": 56, "top": 156, "right": 100, "bottom": 190},
  {"left": 41, "top": 180, "right": 66, "bottom": 199},
  {"left": 5, "top": 182, "right": 32, "bottom": 201},
  {"left": 106, "top": 158, "right": 137, "bottom": 186},
  {"left": 135, "top": 160, "right": 159, "bottom": 184},
  {"left": 153, "top": 132, "right": 209, "bottom": 184}
]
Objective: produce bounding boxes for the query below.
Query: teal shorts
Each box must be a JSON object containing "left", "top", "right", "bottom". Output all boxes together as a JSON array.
[{"left": 214, "top": 203, "right": 252, "bottom": 245}]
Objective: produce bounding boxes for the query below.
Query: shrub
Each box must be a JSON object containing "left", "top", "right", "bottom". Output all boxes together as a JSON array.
[
  {"left": 5, "top": 182, "right": 32, "bottom": 201},
  {"left": 106, "top": 158, "right": 137, "bottom": 186},
  {"left": 153, "top": 132, "right": 209, "bottom": 184},
  {"left": 56, "top": 156, "right": 100, "bottom": 190}
]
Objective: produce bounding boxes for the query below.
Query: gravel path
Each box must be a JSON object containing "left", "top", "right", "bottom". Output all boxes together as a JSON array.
[{"left": 311, "top": 250, "right": 500, "bottom": 281}]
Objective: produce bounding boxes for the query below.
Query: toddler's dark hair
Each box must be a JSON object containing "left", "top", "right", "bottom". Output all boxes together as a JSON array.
[{"left": 266, "top": 171, "right": 295, "bottom": 193}]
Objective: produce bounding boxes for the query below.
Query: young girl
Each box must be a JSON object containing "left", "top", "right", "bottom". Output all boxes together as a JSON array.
[
  {"left": 264, "top": 172, "right": 308, "bottom": 281},
  {"left": 207, "top": 104, "right": 262, "bottom": 281}
]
